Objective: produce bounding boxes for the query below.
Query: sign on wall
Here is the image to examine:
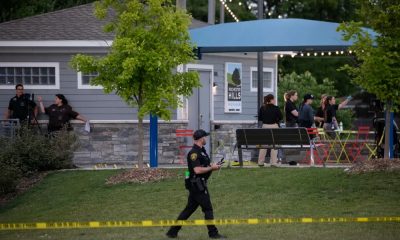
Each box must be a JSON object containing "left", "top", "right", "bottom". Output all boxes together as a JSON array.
[{"left": 225, "top": 62, "right": 242, "bottom": 113}]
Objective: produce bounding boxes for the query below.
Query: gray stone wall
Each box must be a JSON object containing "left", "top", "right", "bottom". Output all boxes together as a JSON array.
[
  {"left": 72, "top": 122, "right": 188, "bottom": 167},
  {"left": 71, "top": 121, "right": 260, "bottom": 167},
  {"left": 210, "top": 122, "right": 259, "bottom": 163}
]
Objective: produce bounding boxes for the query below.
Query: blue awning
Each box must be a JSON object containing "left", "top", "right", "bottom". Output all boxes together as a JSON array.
[{"left": 190, "top": 18, "right": 377, "bottom": 53}]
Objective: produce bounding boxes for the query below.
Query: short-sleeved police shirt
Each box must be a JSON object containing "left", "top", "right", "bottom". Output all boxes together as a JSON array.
[
  {"left": 45, "top": 104, "right": 78, "bottom": 132},
  {"left": 8, "top": 95, "right": 36, "bottom": 121},
  {"left": 187, "top": 144, "right": 212, "bottom": 180}
]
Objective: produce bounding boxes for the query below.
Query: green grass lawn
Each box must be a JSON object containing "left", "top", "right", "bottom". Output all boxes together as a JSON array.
[{"left": 0, "top": 168, "right": 399, "bottom": 240}]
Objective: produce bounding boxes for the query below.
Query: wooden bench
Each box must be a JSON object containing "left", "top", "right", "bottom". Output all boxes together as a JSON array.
[{"left": 235, "top": 128, "right": 311, "bottom": 166}]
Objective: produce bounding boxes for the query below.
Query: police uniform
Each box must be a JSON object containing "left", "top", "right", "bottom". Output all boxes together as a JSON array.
[
  {"left": 45, "top": 104, "right": 78, "bottom": 132},
  {"left": 167, "top": 130, "right": 224, "bottom": 239},
  {"left": 8, "top": 95, "right": 36, "bottom": 122}
]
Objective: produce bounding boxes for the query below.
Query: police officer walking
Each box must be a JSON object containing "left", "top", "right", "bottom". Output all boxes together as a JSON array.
[
  {"left": 4, "top": 84, "right": 38, "bottom": 123},
  {"left": 166, "top": 129, "right": 226, "bottom": 239}
]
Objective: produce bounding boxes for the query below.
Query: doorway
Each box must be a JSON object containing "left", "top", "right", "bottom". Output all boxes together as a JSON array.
[{"left": 186, "top": 64, "right": 214, "bottom": 154}]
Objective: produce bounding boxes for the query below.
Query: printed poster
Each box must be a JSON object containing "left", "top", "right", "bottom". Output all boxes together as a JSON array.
[{"left": 225, "top": 62, "right": 242, "bottom": 113}]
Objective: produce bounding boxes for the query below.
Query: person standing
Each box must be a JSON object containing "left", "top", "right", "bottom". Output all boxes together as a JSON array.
[
  {"left": 258, "top": 94, "right": 282, "bottom": 167},
  {"left": 166, "top": 129, "right": 226, "bottom": 239},
  {"left": 284, "top": 90, "right": 299, "bottom": 127},
  {"left": 298, "top": 94, "right": 315, "bottom": 128},
  {"left": 315, "top": 94, "right": 327, "bottom": 128},
  {"left": 323, "top": 95, "right": 351, "bottom": 137},
  {"left": 4, "top": 84, "right": 38, "bottom": 123},
  {"left": 37, "top": 94, "right": 86, "bottom": 133}
]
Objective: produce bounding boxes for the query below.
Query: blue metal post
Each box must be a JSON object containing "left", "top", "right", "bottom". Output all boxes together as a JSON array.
[
  {"left": 150, "top": 114, "right": 158, "bottom": 167},
  {"left": 389, "top": 112, "right": 394, "bottom": 159}
]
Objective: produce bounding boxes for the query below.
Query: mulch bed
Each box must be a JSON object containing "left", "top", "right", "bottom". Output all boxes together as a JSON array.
[
  {"left": 105, "top": 168, "right": 177, "bottom": 185},
  {"left": 0, "top": 172, "right": 48, "bottom": 206},
  {"left": 346, "top": 158, "right": 400, "bottom": 174}
]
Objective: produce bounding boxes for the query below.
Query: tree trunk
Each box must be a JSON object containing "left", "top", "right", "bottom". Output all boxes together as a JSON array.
[
  {"left": 384, "top": 100, "right": 392, "bottom": 159},
  {"left": 137, "top": 116, "right": 144, "bottom": 169}
]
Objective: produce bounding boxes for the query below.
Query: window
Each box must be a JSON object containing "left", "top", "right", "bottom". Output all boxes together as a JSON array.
[
  {"left": 0, "top": 62, "right": 59, "bottom": 89},
  {"left": 77, "top": 72, "right": 102, "bottom": 89},
  {"left": 250, "top": 67, "right": 274, "bottom": 92}
]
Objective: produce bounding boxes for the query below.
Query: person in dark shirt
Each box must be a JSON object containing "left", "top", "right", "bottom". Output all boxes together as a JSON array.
[
  {"left": 166, "top": 129, "right": 225, "bottom": 239},
  {"left": 315, "top": 94, "right": 327, "bottom": 128},
  {"left": 323, "top": 95, "right": 351, "bottom": 137},
  {"left": 4, "top": 84, "right": 38, "bottom": 123},
  {"left": 284, "top": 90, "right": 299, "bottom": 127},
  {"left": 37, "top": 94, "right": 86, "bottom": 133},
  {"left": 258, "top": 94, "right": 282, "bottom": 167},
  {"left": 298, "top": 93, "right": 315, "bottom": 128}
]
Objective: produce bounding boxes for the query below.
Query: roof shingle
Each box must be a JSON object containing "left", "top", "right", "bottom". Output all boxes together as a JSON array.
[{"left": 0, "top": 3, "right": 207, "bottom": 41}]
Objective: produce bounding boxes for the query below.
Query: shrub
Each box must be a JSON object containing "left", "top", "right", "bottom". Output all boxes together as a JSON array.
[
  {"left": 0, "top": 126, "right": 78, "bottom": 194},
  {"left": 335, "top": 108, "right": 355, "bottom": 129},
  {"left": 0, "top": 137, "right": 21, "bottom": 194}
]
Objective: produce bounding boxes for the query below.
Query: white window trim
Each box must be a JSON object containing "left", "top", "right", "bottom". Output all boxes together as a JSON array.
[
  {"left": 0, "top": 62, "right": 60, "bottom": 89},
  {"left": 77, "top": 72, "right": 103, "bottom": 89},
  {"left": 250, "top": 66, "right": 274, "bottom": 92}
]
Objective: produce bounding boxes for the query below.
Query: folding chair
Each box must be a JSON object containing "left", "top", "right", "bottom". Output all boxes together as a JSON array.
[
  {"left": 302, "top": 128, "right": 328, "bottom": 165},
  {"left": 347, "top": 126, "right": 370, "bottom": 162},
  {"left": 174, "top": 129, "right": 194, "bottom": 165}
]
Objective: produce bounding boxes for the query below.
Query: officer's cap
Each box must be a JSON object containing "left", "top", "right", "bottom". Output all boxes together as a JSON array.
[{"left": 193, "top": 129, "right": 209, "bottom": 140}]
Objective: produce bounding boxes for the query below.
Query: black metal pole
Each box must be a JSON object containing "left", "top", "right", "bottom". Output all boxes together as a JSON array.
[{"left": 257, "top": 0, "right": 264, "bottom": 115}]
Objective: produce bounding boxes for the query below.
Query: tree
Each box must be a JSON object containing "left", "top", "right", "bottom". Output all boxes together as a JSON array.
[
  {"left": 338, "top": 0, "right": 400, "bottom": 158},
  {"left": 70, "top": 0, "right": 200, "bottom": 168},
  {"left": 231, "top": 68, "right": 241, "bottom": 86}
]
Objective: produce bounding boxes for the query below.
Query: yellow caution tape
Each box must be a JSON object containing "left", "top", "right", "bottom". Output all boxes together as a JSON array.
[{"left": 1, "top": 217, "right": 399, "bottom": 230}]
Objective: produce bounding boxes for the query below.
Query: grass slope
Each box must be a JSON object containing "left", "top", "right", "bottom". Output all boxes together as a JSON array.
[{"left": 0, "top": 168, "right": 399, "bottom": 240}]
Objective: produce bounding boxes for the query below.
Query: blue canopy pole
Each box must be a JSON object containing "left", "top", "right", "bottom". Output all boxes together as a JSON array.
[
  {"left": 389, "top": 112, "right": 394, "bottom": 159},
  {"left": 150, "top": 114, "right": 158, "bottom": 168}
]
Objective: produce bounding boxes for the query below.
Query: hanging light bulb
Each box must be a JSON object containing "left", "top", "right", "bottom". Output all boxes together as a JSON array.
[
  {"left": 280, "top": 54, "right": 284, "bottom": 58},
  {"left": 321, "top": 52, "right": 325, "bottom": 56},
  {"left": 238, "top": 2, "right": 242, "bottom": 6},
  {"left": 335, "top": 51, "right": 339, "bottom": 54},
  {"left": 328, "top": 52, "right": 332, "bottom": 56},
  {"left": 307, "top": 52, "right": 310, "bottom": 56},
  {"left": 340, "top": 51, "right": 344, "bottom": 54},
  {"left": 349, "top": 50, "right": 352, "bottom": 54},
  {"left": 314, "top": 52, "right": 318, "bottom": 56}
]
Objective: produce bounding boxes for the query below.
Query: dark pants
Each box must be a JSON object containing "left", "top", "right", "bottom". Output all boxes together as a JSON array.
[{"left": 167, "top": 188, "right": 219, "bottom": 237}]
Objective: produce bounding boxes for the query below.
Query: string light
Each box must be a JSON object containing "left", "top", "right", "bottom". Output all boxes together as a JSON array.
[
  {"left": 219, "top": 0, "right": 240, "bottom": 22},
  {"left": 280, "top": 54, "right": 283, "bottom": 58},
  {"left": 293, "top": 50, "right": 357, "bottom": 57}
]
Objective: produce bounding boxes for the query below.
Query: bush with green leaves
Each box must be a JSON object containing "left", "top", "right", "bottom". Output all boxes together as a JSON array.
[
  {"left": 278, "top": 71, "right": 337, "bottom": 110},
  {"left": 0, "top": 126, "right": 78, "bottom": 194},
  {"left": 336, "top": 109, "right": 354, "bottom": 129},
  {"left": 278, "top": 71, "right": 354, "bottom": 128}
]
